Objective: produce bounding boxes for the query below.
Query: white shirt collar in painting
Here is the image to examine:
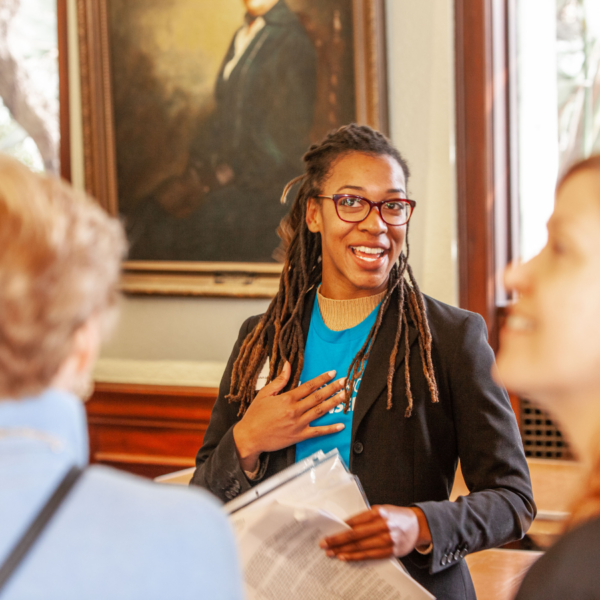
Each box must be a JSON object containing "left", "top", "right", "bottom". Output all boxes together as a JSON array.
[{"left": 222, "top": 17, "right": 266, "bottom": 81}]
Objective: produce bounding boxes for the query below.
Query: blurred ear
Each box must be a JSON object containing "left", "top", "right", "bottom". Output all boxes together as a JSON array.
[
  {"left": 51, "top": 317, "right": 102, "bottom": 398},
  {"left": 306, "top": 198, "right": 322, "bottom": 234}
]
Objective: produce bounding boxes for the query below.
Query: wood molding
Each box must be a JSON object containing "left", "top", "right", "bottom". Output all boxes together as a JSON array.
[
  {"left": 76, "top": 0, "right": 118, "bottom": 212},
  {"left": 120, "top": 261, "right": 282, "bottom": 298},
  {"left": 94, "top": 452, "right": 196, "bottom": 467},
  {"left": 455, "top": 0, "right": 495, "bottom": 335},
  {"left": 93, "top": 381, "right": 219, "bottom": 397},
  {"left": 87, "top": 382, "right": 218, "bottom": 478},
  {"left": 455, "top": 0, "right": 514, "bottom": 349},
  {"left": 353, "top": 0, "right": 389, "bottom": 134},
  {"left": 57, "top": 0, "right": 71, "bottom": 182}
]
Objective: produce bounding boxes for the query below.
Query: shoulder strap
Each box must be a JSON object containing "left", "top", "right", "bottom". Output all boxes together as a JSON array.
[{"left": 0, "top": 465, "right": 82, "bottom": 592}]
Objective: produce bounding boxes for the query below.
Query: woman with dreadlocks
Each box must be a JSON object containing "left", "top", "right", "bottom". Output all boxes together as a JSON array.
[{"left": 191, "top": 124, "right": 535, "bottom": 599}]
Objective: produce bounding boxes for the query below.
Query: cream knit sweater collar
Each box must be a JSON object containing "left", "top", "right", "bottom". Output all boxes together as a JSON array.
[{"left": 316, "top": 287, "right": 386, "bottom": 331}]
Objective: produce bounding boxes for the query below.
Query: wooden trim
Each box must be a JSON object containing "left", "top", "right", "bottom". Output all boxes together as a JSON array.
[
  {"left": 353, "top": 0, "right": 389, "bottom": 134},
  {"left": 94, "top": 452, "right": 196, "bottom": 467},
  {"left": 57, "top": 0, "right": 71, "bottom": 182},
  {"left": 77, "top": 0, "right": 388, "bottom": 296},
  {"left": 86, "top": 382, "right": 218, "bottom": 477},
  {"left": 123, "top": 260, "right": 283, "bottom": 275},
  {"left": 455, "top": 0, "right": 495, "bottom": 335},
  {"left": 506, "top": 0, "right": 520, "bottom": 270},
  {"left": 120, "top": 260, "right": 282, "bottom": 298},
  {"left": 76, "top": 0, "right": 118, "bottom": 213},
  {"left": 455, "top": 0, "right": 514, "bottom": 349},
  {"left": 93, "top": 381, "right": 218, "bottom": 397},
  {"left": 120, "top": 270, "right": 280, "bottom": 298},
  {"left": 87, "top": 417, "right": 207, "bottom": 430}
]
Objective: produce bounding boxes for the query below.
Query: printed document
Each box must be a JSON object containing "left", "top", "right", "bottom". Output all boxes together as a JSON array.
[{"left": 227, "top": 451, "right": 434, "bottom": 600}]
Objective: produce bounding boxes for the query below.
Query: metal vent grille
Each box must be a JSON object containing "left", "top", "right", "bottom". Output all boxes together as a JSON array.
[{"left": 520, "top": 399, "right": 571, "bottom": 459}]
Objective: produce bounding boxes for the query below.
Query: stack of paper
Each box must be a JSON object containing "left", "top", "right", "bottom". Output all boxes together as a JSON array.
[{"left": 226, "top": 450, "right": 434, "bottom": 600}]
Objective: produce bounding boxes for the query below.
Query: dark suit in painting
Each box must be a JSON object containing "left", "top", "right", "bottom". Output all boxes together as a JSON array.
[
  {"left": 128, "top": 1, "right": 317, "bottom": 262},
  {"left": 209, "top": 1, "right": 317, "bottom": 192},
  {"left": 191, "top": 289, "right": 536, "bottom": 600}
]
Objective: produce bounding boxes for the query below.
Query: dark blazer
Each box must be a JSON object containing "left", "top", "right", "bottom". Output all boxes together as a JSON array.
[
  {"left": 210, "top": 0, "right": 317, "bottom": 190},
  {"left": 191, "top": 289, "right": 536, "bottom": 600},
  {"left": 515, "top": 515, "right": 600, "bottom": 600}
]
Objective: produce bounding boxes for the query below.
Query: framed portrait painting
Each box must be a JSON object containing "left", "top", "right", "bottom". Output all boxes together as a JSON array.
[{"left": 77, "top": 0, "right": 388, "bottom": 297}]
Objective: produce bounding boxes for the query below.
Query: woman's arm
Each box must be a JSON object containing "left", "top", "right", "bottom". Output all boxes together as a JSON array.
[
  {"left": 190, "top": 317, "right": 348, "bottom": 502},
  {"left": 321, "top": 311, "right": 536, "bottom": 568},
  {"left": 190, "top": 317, "right": 256, "bottom": 500},
  {"left": 412, "top": 311, "right": 536, "bottom": 573}
]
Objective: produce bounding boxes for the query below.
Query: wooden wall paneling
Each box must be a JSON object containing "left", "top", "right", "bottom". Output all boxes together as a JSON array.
[
  {"left": 352, "top": 0, "right": 389, "bottom": 134},
  {"left": 455, "top": 0, "right": 497, "bottom": 341},
  {"left": 456, "top": 0, "right": 525, "bottom": 424},
  {"left": 455, "top": 0, "right": 515, "bottom": 351},
  {"left": 506, "top": 0, "right": 520, "bottom": 267},
  {"left": 87, "top": 383, "right": 218, "bottom": 479},
  {"left": 76, "top": 0, "right": 118, "bottom": 212},
  {"left": 491, "top": 0, "right": 511, "bottom": 309},
  {"left": 57, "top": 0, "right": 71, "bottom": 182}
]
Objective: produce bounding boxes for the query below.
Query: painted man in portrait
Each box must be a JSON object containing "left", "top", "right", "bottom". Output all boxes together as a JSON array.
[{"left": 129, "top": 0, "right": 317, "bottom": 262}]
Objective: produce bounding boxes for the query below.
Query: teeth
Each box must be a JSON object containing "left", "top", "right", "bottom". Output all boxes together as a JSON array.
[
  {"left": 352, "top": 246, "right": 385, "bottom": 256},
  {"left": 506, "top": 315, "right": 535, "bottom": 332},
  {"left": 356, "top": 255, "right": 378, "bottom": 262}
]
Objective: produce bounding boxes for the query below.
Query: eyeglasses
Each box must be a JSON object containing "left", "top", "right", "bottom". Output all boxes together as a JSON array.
[{"left": 317, "top": 194, "right": 416, "bottom": 226}]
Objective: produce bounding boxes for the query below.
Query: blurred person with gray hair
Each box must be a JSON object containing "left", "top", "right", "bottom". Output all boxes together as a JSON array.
[{"left": 0, "top": 155, "right": 244, "bottom": 599}]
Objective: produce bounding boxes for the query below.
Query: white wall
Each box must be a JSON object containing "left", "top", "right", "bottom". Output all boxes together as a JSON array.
[
  {"left": 386, "top": 0, "right": 457, "bottom": 307},
  {"left": 67, "top": 1, "right": 457, "bottom": 367},
  {"left": 102, "top": 296, "right": 271, "bottom": 363}
]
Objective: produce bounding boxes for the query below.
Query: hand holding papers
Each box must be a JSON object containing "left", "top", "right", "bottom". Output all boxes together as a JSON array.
[
  {"left": 227, "top": 450, "right": 434, "bottom": 600},
  {"left": 321, "top": 505, "right": 431, "bottom": 561},
  {"left": 240, "top": 503, "right": 431, "bottom": 600}
]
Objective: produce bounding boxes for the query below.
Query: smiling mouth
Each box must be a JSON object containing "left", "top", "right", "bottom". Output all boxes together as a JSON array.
[{"left": 350, "top": 245, "right": 386, "bottom": 262}]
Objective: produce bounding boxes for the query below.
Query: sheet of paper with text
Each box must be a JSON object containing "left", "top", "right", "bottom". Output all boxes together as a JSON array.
[{"left": 227, "top": 451, "right": 434, "bottom": 600}]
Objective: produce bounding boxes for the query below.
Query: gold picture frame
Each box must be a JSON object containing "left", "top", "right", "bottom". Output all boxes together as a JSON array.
[{"left": 76, "top": 0, "right": 388, "bottom": 297}]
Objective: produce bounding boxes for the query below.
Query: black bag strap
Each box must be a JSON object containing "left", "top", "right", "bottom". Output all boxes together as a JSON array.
[{"left": 0, "top": 465, "right": 82, "bottom": 592}]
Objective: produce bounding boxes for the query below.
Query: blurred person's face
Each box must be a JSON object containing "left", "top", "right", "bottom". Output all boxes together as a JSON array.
[
  {"left": 496, "top": 170, "right": 600, "bottom": 409},
  {"left": 243, "top": 0, "right": 278, "bottom": 17}
]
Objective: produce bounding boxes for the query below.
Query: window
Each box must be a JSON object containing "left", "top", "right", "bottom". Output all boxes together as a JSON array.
[
  {"left": 456, "top": 0, "right": 598, "bottom": 456},
  {"left": 517, "top": 0, "right": 600, "bottom": 261},
  {"left": 0, "top": 0, "right": 60, "bottom": 174}
]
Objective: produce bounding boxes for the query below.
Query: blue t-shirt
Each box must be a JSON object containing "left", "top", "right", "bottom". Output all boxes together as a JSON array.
[{"left": 295, "top": 298, "right": 380, "bottom": 467}]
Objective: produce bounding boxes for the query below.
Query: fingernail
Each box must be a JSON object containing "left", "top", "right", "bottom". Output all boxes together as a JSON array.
[
  {"left": 336, "top": 424, "right": 345, "bottom": 431},
  {"left": 326, "top": 550, "right": 335, "bottom": 557},
  {"left": 319, "top": 541, "right": 327, "bottom": 548},
  {"left": 328, "top": 370, "right": 336, "bottom": 378},
  {"left": 339, "top": 377, "right": 347, "bottom": 385},
  {"left": 339, "top": 555, "right": 348, "bottom": 561}
]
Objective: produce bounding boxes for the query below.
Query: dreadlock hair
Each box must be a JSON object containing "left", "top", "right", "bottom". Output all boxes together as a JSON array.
[{"left": 226, "top": 123, "right": 439, "bottom": 418}]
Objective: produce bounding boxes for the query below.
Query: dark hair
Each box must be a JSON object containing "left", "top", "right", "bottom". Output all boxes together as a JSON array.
[{"left": 227, "top": 124, "right": 439, "bottom": 417}]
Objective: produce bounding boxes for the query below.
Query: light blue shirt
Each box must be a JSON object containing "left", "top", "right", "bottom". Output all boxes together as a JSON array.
[
  {"left": 295, "top": 299, "right": 379, "bottom": 467},
  {"left": 0, "top": 389, "right": 244, "bottom": 600}
]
